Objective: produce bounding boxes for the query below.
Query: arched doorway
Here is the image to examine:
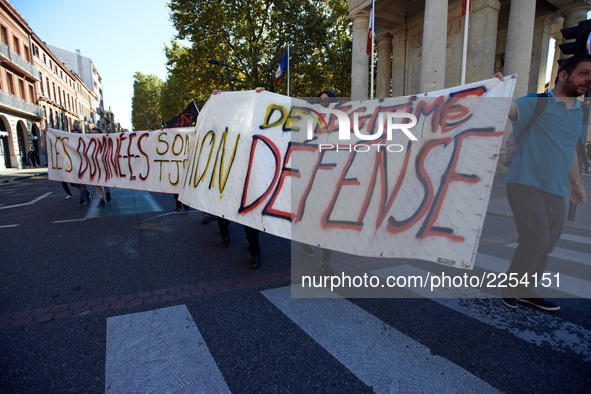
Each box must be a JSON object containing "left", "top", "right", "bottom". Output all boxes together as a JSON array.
[
  {"left": 0, "top": 118, "right": 11, "bottom": 169},
  {"left": 17, "top": 122, "right": 27, "bottom": 168}
]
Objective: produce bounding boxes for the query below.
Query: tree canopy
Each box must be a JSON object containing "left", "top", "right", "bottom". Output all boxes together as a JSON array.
[
  {"left": 160, "top": 0, "right": 351, "bottom": 118},
  {"left": 131, "top": 72, "right": 163, "bottom": 130}
]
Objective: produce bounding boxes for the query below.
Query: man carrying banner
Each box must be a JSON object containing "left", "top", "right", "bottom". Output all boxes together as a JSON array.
[
  {"left": 70, "top": 128, "right": 92, "bottom": 207},
  {"left": 211, "top": 87, "right": 266, "bottom": 269},
  {"left": 496, "top": 54, "right": 590, "bottom": 311},
  {"left": 90, "top": 127, "right": 113, "bottom": 207}
]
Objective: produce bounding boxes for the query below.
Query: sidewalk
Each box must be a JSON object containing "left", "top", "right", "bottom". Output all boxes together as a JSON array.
[
  {"left": 2, "top": 166, "right": 591, "bottom": 231},
  {"left": 0, "top": 167, "right": 48, "bottom": 184}
]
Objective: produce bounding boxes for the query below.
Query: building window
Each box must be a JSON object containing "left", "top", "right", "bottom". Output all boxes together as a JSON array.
[
  {"left": 29, "top": 85, "right": 34, "bottom": 103},
  {"left": 18, "top": 80, "right": 24, "bottom": 100},
  {"left": 12, "top": 36, "right": 19, "bottom": 55},
  {"left": 0, "top": 26, "right": 7, "bottom": 45},
  {"left": 6, "top": 73, "right": 14, "bottom": 95}
]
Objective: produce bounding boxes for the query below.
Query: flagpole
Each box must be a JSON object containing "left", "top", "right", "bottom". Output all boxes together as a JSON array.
[
  {"left": 287, "top": 44, "right": 290, "bottom": 97},
  {"left": 370, "top": 0, "right": 375, "bottom": 99},
  {"left": 460, "top": 0, "right": 470, "bottom": 85}
]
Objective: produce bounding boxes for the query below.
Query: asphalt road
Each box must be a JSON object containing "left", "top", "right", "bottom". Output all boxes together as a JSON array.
[{"left": 1, "top": 175, "right": 590, "bottom": 393}]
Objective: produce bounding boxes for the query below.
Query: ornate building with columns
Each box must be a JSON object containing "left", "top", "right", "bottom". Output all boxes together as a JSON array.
[{"left": 347, "top": 0, "right": 591, "bottom": 101}]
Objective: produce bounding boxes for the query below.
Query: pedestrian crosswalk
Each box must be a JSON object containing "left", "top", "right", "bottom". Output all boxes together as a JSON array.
[
  {"left": 104, "top": 231, "right": 591, "bottom": 392},
  {"left": 106, "top": 305, "right": 230, "bottom": 393},
  {"left": 85, "top": 189, "right": 163, "bottom": 219}
]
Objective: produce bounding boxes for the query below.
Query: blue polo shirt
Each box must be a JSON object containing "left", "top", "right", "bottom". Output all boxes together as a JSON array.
[{"left": 506, "top": 90, "right": 587, "bottom": 196}]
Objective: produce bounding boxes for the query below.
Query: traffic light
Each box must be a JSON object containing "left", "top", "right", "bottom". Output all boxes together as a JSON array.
[{"left": 559, "top": 19, "right": 591, "bottom": 59}]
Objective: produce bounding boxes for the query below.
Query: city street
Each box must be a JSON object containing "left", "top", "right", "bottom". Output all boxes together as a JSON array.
[{"left": 1, "top": 173, "right": 591, "bottom": 392}]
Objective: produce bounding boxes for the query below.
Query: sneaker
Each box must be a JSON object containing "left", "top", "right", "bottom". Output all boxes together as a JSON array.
[
  {"left": 500, "top": 288, "right": 518, "bottom": 309},
  {"left": 97, "top": 199, "right": 105, "bottom": 208},
  {"left": 500, "top": 297, "right": 518, "bottom": 309},
  {"left": 517, "top": 296, "right": 560, "bottom": 311},
  {"left": 301, "top": 244, "right": 315, "bottom": 256},
  {"left": 78, "top": 201, "right": 87, "bottom": 207},
  {"left": 65, "top": 195, "right": 72, "bottom": 200},
  {"left": 320, "top": 262, "right": 334, "bottom": 276},
  {"left": 221, "top": 234, "right": 231, "bottom": 245},
  {"left": 174, "top": 207, "right": 183, "bottom": 212},
  {"left": 250, "top": 256, "right": 260, "bottom": 269},
  {"left": 106, "top": 192, "right": 111, "bottom": 203}
]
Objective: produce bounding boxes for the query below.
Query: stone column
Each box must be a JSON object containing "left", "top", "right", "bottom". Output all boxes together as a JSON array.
[
  {"left": 420, "top": 1, "right": 448, "bottom": 92},
  {"left": 528, "top": 15, "right": 554, "bottom": 94},
  {"left": 376, "top": 33, "right": 393, "bottom": 98},
  {"left": 466, "top": 0, "right": 501, "bottom": 84},
  {"left": 504, "top": 0, "right": 536, "bottom": 99},
  {"left": 350, "top": 12, "right": 370, "bottom": 100},
  {"left": 391, "top": 27, "right": 406, "bottom": 98}
]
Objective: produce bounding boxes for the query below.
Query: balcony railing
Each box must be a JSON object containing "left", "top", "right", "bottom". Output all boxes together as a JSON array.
[
  {"left": 8, "top": 49, "right": 40, "bottom": 80},
  {"left": 0, "top": 42, "right": 9, "bottom": 61},
  {"left": 0, "top": 90, "right": 44, "bottom": 118}
]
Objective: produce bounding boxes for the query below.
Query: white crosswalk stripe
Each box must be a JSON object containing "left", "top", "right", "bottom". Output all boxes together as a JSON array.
[
  {"left": 103, "top": 232, "right": 591, "bottom": 391},
  {"left": 371, "top": 264, "right": 591, "bottom": 363},
  {"left": 476, "top": 253, "right": 591, "bottom": 299},
  {"left": 505, "top": 243, "right": 591, "bottom": 267},
  {"left": 560, "top": 233, "right": 591, "bottom": 246},
  {"left": 105, "top": 305, "right": 230, "bottom": 393},
  {"left": 262, "top": 286, "right": 499, "bottom": 393}
]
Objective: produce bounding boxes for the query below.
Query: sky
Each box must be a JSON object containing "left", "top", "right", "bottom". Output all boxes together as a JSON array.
[{"left": 10, "top": 0, "right": 178, "bottom": 130}]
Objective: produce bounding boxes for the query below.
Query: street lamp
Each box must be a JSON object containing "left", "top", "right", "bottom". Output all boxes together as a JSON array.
[{"left": 208, "top": 48, "right": 235, "bottom": 91}]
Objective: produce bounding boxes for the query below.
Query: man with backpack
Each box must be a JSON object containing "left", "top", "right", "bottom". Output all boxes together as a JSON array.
[{"left": 495, "top": 54, "right": 590, "bottom": 311}]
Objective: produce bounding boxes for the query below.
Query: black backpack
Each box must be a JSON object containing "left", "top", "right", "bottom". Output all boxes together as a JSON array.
[{"left": 503, "top": 93, "right": 549, "bottom": 168}]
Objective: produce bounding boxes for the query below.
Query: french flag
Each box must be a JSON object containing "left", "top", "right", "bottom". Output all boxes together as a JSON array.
[
  {"left": 462, "top": 0, "right": 471, "bottom": 16},
  {"left": 274, "top": 48, "right": 289, "bottom": 87},
  {"left": 366, "top": 0, "right": 374, "bottom": 56}
]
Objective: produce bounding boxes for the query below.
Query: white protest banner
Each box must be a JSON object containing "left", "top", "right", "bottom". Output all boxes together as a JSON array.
[
  {"left": 179, "top": 77, "right": 516, "bottom": 269},
  {"left": 46, "top": 127, "right": 193, "bottom": 194}
]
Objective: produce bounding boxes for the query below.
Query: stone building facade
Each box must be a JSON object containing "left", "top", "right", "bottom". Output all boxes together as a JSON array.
[
  {"left": 47, "top": 45, "right": 105, "bottom": 131},
  {"left": 0, "top": 0, "right": 118, "bottom": 169},
  {"left": 0, "top": 0, "right": 43, "bottom": 170},
  {"left": 348, "top": 0, "right": 591, "bottom": 100}
]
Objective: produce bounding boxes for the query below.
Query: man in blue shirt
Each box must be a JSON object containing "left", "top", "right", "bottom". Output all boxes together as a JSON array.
[{"left": 497, "top": 54, "right": 590, "bottom": 311}]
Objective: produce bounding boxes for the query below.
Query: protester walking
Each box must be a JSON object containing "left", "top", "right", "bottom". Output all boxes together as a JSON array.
[{"left": 495, "top": 54, "right": 590, "bottom": 311}]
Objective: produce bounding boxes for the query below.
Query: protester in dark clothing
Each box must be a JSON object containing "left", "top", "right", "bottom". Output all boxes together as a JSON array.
[
  {"left": 62, "top": 182, "right": 73, "bottom": 199},
  {"left": 70, "top": 129, "right": 91, "bottom": 206},
  {"left": 211, "top": 87, "right": 265, "bottom": 269},
  {"left": 300, "top": 90, "right": 338, "bottom": 275},
  {"left": 27, "top": 149, "right": 37, "bottom": 168}
]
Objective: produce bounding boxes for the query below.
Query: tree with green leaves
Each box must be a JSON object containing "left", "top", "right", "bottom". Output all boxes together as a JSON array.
[
  {"left": 165, "top": 0, "right": 351, "bottom": 111},
  {"left": 131, "top": 72, "right": 163, "bottom": 131}
]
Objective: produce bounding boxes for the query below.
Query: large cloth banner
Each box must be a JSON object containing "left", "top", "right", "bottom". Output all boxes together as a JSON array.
[
  {"left": 179, "top": 77, "right": 515, "bottom": 269},
  {"left": 46, "top": 127, "right": 193, "bottom": 194},
  {"left": 46, "top": 77, "right": 516, "bottom": 269}
]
